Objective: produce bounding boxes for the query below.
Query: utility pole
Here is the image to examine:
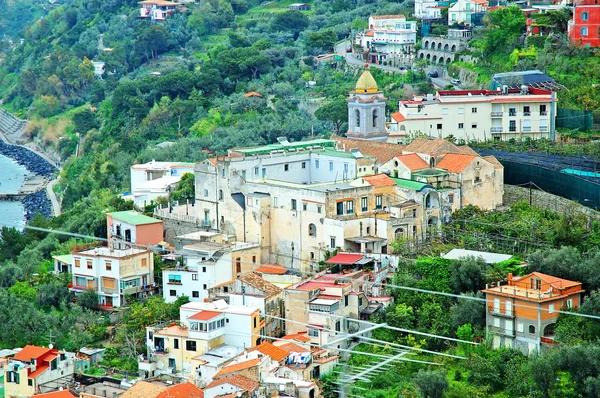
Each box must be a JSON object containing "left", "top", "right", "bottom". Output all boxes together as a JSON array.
[{"left": 550, "top": 89, "right": 556, "bottom": 142}]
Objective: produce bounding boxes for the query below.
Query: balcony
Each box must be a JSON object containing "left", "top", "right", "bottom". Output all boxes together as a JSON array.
[
  {"left": 509, "top": 128, "right": 517, "bottom": 132},
  {"left": 122, "top": 285, "right": 141, "bottom": 295},
  {"left": 522, "top": 127, "right": 531, "bottom": 132},
  {"left": 509, "top": 112, "right": 517, "bottom": 117},
  {"left": 167, "top": 280, "right": 182, "bottom": 285},
  {"left": 488, "top": 306, "right": 514, "bottom": 318},
  {"left": 523, "top": 112, "right": 531, "bottom": 116},
  {"left": 488, "top": 325, "right": 514, "bottom": 337},
  {"left": 101, "top": 286, "right": 118, "bottom": 294},
  {"left": 540, "top": 126, "right": 548, "bottom": 131},
  {"left": 490, "top": 112, "right": 503, "bottom": 117},
  {"left": 540, "top": 111, "right": 547, "bottom": 116},
  {"left": 490, "top": 127, "right": 503, "bottom": 133}
]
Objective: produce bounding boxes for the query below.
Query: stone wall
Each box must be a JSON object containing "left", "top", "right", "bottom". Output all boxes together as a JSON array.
[
  {"left": 503, "top": 185, "right": 599, "bottom": 219},
  {"left": 161, "top": 217, "right": 201, "bottom": 242}
]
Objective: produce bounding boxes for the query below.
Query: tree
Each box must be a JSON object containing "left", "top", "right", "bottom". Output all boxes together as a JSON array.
[
  {"left": 39, "top": 281, "right": 70, "bottom": 308},
  {"left": 450, "top": 293, "right": 486, "bottom": 330},
  {"left": 72, "top": 108, "right": 99, "bottom": 135},
  {"left": 78, "top": 289, "right": 99, "bottom": 310},
  {"left": 414, "top": 369, "right": 449, "bottom": 398},
  {"left": 306, "top": 30, "right": 337, "bottom": 53},
  {"left": 530, "top": 354, "right": 556, "bottom": 398},
  {"left": 315, "top": 99, "right": 348, "bottom": 135},
  {"left": 484, "top": 6, "right": 526, "bottom": 54},
  {"left": 171, "top": 172, "right": 195, "bottom": 201},
  {"left": 271, "top": 11, "right": 309, "bottom": 39},
  {"left": 450, "top": 256, "right": 486, "bottom": 293}
]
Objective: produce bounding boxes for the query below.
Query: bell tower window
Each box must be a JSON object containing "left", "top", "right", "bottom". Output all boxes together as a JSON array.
[
  {"left": 355, "top": 109, "right": 360, "bottom": 128},
  {"left": 373, "top": 109, "right": 378, "bottom": 128}
]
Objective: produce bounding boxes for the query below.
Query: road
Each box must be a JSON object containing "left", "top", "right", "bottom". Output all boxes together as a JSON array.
[
  {"left": 334, "top": 40, "right": 405, "bottom": 73},
  {"left": 430, "top": 77, "right": 452, "bottom": 89},
  {"left": 46, "top": 178, "right": 61, "bottom": 216}
]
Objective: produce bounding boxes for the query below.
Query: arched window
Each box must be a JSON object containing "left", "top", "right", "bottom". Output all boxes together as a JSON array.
[
  {"left": 581, "top": 27, "right": 588, "bottom": 36},
  {"left": 529, "top": 325, "right": 536, "bottom": 334},
  {"left": 395, "top": 228, "right": 404, "bottom": 239},
  {"left": 218, "top": 189, "right": 223, "bottom": 201},
  {"left": 429, "top": 157, "right": 436, "bottom": 167},
  {"left": 582, "top": 11, "right": 588, "bottom": 21},
  {"left": 372, "top": 109, "right": 378, "bottom": 128},
  {"left": 308, "top": 223, "right": 317, "bottom": 237},
  {"left": 355, "top": 109, "right": 360, "bottom": 127}
]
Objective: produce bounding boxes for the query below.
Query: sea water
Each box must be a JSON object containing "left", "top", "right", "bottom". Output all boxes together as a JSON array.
[{"left": 0, "top": 154, "right": 26, "bottom": 229}]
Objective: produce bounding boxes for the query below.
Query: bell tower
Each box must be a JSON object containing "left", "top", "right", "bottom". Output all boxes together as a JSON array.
[{"left": 346, "top": 65, "right": 388, "bottom": 141}]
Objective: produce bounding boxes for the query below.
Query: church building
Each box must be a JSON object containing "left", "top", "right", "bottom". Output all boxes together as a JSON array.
[{"left": 346, "top": 65, "right": 389, "bottom": 142}]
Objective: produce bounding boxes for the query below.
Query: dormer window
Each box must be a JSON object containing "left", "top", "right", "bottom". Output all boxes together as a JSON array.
[{"left": 531, "top": 278, "right": 542, "bottom": 290}]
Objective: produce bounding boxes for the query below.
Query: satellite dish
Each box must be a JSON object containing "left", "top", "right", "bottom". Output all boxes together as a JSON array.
[{"left": 49, "top": 344, "right": 54, "bottom": 349}]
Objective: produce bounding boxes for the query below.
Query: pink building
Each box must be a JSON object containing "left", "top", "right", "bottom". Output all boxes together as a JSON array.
[{"left": 107, "top": 211, "right": 164, "bottom": 250}]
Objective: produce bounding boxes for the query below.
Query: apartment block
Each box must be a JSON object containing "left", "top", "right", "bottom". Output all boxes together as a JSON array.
[
  {"left": 389, "top": 87, "right": 555, "bottom": 142},
  {"left": 448, "top": 0, "right": 488, "bottom": 26},
  {"left": 354, "top": 15, "right": 418, "bottom": 64},
  {"left": 107, "top": 210, "right": 164, "bottom": 249},
  {"left": 139, "top": 0, "right": 184, "bottom": 21},
  {"left": 482, "top": 272, "right": 584, "bottom": 355},
  {"left": 569, "top": 0, "right": 600, "bottom": 47},
  {"left": 127, "top": 160, "right": 195, "bottom": 207}
]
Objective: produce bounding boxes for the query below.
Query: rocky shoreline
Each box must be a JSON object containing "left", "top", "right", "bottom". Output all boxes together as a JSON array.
[{"left": 0, "top": 140, "right": 57, "bottom": 222}]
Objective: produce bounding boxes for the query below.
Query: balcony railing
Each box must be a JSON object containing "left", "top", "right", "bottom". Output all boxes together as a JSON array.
[
  {"left": 102, "top": 286, "right": 118, "bottom": 294},
  {"left": 488, "top": 326, "right": 514, "bottom": 337},
  {"left": 540, "top": 111, "right": 547, "bottom": 116},
  {"left": 490, "top": 127, "right": 503, "bottom": 133},
  {"left": 167, "top": 280, "right": 182, "bottom": 285},
  {"left": 523, "top": 111, "right": 531, "bottom": 116},
  {"left": 509, "top": 128, "right": 517, "bottom": 132},
  {"left": 522, "top": 127, "right": 532, "bottom": 132},
  {"left": 540, "top": 126, "right": 548, "bottom": 131},
  {"left": 490, "top": 112, "right": 503, "bottom": 117},
  {"left": 488, "top": 306, "right": 514, "bottom": 318},
  {"left": 509, "top": 112, "right": 517, "bottom": 117}
]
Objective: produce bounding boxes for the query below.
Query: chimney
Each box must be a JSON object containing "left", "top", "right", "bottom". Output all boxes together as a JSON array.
[{"left": 507, "top": 273, "right": 513, "bottom": 282}]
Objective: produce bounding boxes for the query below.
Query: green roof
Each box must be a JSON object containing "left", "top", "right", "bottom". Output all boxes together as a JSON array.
[
  {"left": 52, "top": 254, "right": 73, "bottom": 265},
  {"left": 411, "top": 169, "right": 449, "bottom": 178},
  {"left": 107, "top": 211, "right": 162, "bottom": 225},
  {"left": 234, "top": 139, "right": 336, "bottom": 156},
  {"left": 391, "top": 178, "right": 432, "bottom": 191},
  {"left": 318, "top": 149, "right": 359, "bottom": 159}
]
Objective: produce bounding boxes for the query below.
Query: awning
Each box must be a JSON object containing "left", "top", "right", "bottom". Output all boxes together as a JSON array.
[
  {"left": 325, "top": 253, "right": 364, "bottom": 265},
  {"left": 310, "top": 298, "right": 339, "bottom": 306},
  {"left": 355, "top": 257, "right": 374, "bottom": 265}
]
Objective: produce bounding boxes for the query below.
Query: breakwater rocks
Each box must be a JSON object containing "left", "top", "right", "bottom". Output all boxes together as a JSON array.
[
  {"left": 0, "top": 140, "right": 56, "bottom": 177},
  {"left": 22, "top": 191, "right": 52, "bottom": 221}
]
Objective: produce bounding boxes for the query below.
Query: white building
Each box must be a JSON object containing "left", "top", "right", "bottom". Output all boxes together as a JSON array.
[
  {"left": 162, "top": 240, "right": 261, "bottom": 304},
  {"left": 415, "top": 0, "right": 443, "bottom": 19},
  {"left": 388, "top": 87, "right": 555, "bottom": 143},
  {"left": 448, "top": 0, "right": 488, "bottom": 26},
  {"left": 63, "top": 246, "right": 155, "bottom": 308},
  {"left": 355, "top": 15, "right": 418, "bottom": 64},
  {"left": 127, "top": 160, "right": 195, "bottom": 208}
]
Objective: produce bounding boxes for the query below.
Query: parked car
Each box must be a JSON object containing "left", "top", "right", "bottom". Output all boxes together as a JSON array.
[
  {"left": 399, "top": 65, "right": 411, "bottom": 70},
  {"left": 451, "top": 79, "right": 461, "bottom": 86},
  {"left": 428, "top": 71, "right": 439, "bottom": 78}
]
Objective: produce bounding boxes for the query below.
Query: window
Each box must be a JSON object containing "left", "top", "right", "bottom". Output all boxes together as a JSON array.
[
  {"left": 254, "top": 317, "right": 257, "bottom": 328},
  {"left": 252, "top": 256, "right": 256, "bottom": 265},
  {"left": 174, "top": 338, "right": 179, "bottom": 349},
  {"left": 303, "top": 203, "right": 307, "bottom": 211},
  {"left": 170, "top": 290, "right": 176, "bottom": 296},
  {"left": 529, "top": 325, "right": 536, "bottom": 334},
  {"left": 203, "top": 188, "right": 208, "bottom": 197},
  {"left": 517, "top": 322, "right": 524, "bottom": 333},
  {"left": 192, "top": 291, "right": 199, "bottom": 298},
  {"left": 471, "top": 122, "right": 477, "bottom": 129},
  {"left": 581, "top": 27, "right": 588, "bottom": 36},
  {"left": 284, "top": 164, "right": 289, "bottom": 172},
  {"left": 582, "top": 11, "right": 588, "bottom": 21},
  {"left": 141, "top": 258, "right": 147, "bottom": 267},
  {"left": 302, "top": 162, "right": 306, "bottom": 169},
  {"left": 317, "top": 205, "right": 322, "bottom": 214},
  {"left": 540, "top": 104, "right": 547, "bottom": 116},
  {"left": 310, "top": 252, "right": 315, "bottom": 260},
  {"left": 509, "top": 107, "right": 516, "bottom": 116},
  {"left": 75, "top": 258, "right": 80, "bottom": 268},
  {"left": 531, "top": 278, "right": 542, "bottom": 290},
  {"left": 51, "top": 358, "right": 57, "bottom": 371},
  {"left": 436, "top": 123, "right": 442, "bottom": 130},
  {"left": 523, "top": 105, "right": 530, "bottom": 116},
  {"left": 254, "top": 167, "right": 259, "bottom": 176},
  {"left": 218, "top": 189, "right": 223, "bottom": 201},
  {"left": 186, "top": 341, "right": 197, "bottom": 351},
  {"left": 458, "top": 108, "right": 464, "bottom": 114},
  {"left": 336, "top": 202, "right": 344, "bottom": 215},
  {"left": 375, "top": 195, "right": 383, "bottom": 209},
  {"left": 442, "top": 108, "right": 449, "bottom": 115},
  {"left": 373, "top": 109, "right": 378, "bottom": 128},
  {"left": 291, "top": 199, "right": 297, "bottom": 211},
  {"left": 509, "top": 120, "right": 516, "bottom": 132},
  {"left": 471, "top": 107, "right": 477, "bottom": 113},
  {"left": 361, "top": 197, "right": 368, "bottom": 212},
  {"left": 566, "top": 299, "right": 573, "bottom": 308},
  {"left": 412, "top": 208, "right": 417, "bottom": 218},
  {"left": 192, "top": 274, "right": 199, "bottom": 280},
  {"left": 366, "top": 227, "right": 370, "bottom": 234},
  {"left": 329, "top": 161, "right": 334, "bottom": 171},
  {"left": 505, "top": 301, "right": 512, "bottom": 316},
  {"left": 458, "top": 123, "right": 464, "bottom": 129},
  {"left": 87, "top": 260, "right": 93, "bottom": 270},
  {"left": 308, "top": 328, "right": 319, "bottom": 337},
  {"left": 242, "top": 170, "right": 246, "bottom": 179},
  {"left": 273, "top": 197, "right": 278, "bottom": 208},
  {"left": 105, "top": 262, "right": 111, "bottom": 271},
  {"left": 448, "top": 194, "right": 454, "bottom": 204},
  {"left": 335, "top": 321, "right": 341, "bottom": 332},
  {"left": 355, "top": 109, "right": 360, "bottom": 127},
  {"left": 346, "top": 200, "right": 354, "bottom": 214},
  {"left": 236, "top": 258, "right": 241, "bottom": 273},
  {"left": 168, "top": 274, "right": 182, "bottom": 284},
  {"left": 203, "top": 266, "right": 207, "bottom": 273},
  {"left": 345, "top": 295, "right": 349, "bottom": 306},
  {"left": 224, "top": 286, "right": 229, "bottom": 293},
  {"left": 262, "top": 168, "right": 266, "bottom": 178},
  {"left": 549, "top": 304, "right": 554, "bottom": 314},
  {"left": 359, "top": 297, "right": 363, "bottom": 306},
  {"left": 344, "top": 163, "right": 349, "bottom": 174},
  {"left": 330, "top": 237, "right": 336, "bottom": 249},
  {"left": 28, "top": 379, "right": 32, "bottom": 386},
  {"left": 315, "top": 160, "right": 319, "bottom": 169},
  {"left": 308, "top": 223, "right": 317, "bottom": 237}
]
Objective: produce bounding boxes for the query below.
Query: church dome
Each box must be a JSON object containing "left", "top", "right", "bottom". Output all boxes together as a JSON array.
[{"left": 355, "top": 65, "right": 378, "bottom": 93}]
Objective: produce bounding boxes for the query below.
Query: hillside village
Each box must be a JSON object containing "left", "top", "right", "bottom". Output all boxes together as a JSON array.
[{"left": 0, "top": 0, "right": 599, "bottom": 397}]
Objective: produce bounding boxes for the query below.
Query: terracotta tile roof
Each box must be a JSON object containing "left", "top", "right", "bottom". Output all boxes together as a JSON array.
[
  {"left": 33, "top": 391, "right": 77, "bottom": 398},
  {"left": 247, "top": 342, "right": 289, "bottom": 362},
  {"left": 14, "top": 345, "right": 51, "bottom": 362},
  {"left": 282, "top": 332, "right": 311, "bottom": 343},
  {"left": 255, "top": 264, "right": 287, "bottom": 275},
  {"left": 361, "top": 174, "right": 397, "bottom": 188},
  {"left": 483, "top": 155, "right": 504, "bottom": 169},
  {"left": 213, "top": 358, "right": 261, "bottom": 378},
  {"left": 435, "top": 153, "right": 477, "bottom": 173},
  {"left": 514, "top": 272, "right": 582, "bottom": 289},
  {"left": 403, "top": 137, "right": 477, "bottom": 156},
  {"left": 238, "top": 272, "right": 282, "bottom": 298},
  {"left": 276, "top": 342, "right": 311, "bottom": 353},
  {"left": 364, "top": 31, "right": 375, "bottom": 37},
  {"left": 156, "top": 382, "right": 204, "bottom": 398},
  {"left": 120, "top": 381, "right": 167, "bottom": 398},
  {"left": 390, "top": 112, "right": 406, "bottom": 122},
  {"left": 188, "top": 310, "right": 223, "bottom": 321},
  {"left": 394, "top": 153, "right": 429, "bottom": 171},
  {"left": 244, "top": 91, "right": 263, "bottom": 98},
  {"left": 206, "top": 375, "right": 260, "bottom": 392},
  {"left": 335, "top": 137, "right": 404, "bottom": 164}
]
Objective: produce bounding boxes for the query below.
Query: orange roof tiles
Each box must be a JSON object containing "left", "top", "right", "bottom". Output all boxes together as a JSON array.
[
  {"left": 362, "top": 174, "right": 397, "bottom": 188},
  {"left": 238, "top": 272, "right": 282, "bottom": 298},
  {"left": 156, "top": 382, "right": 204, "bottom": 398},
  {"left": 403, "top": 136, "right": 478, "bottom": 156},
  {"left": 394, "top": 153, "right": 429, "bottom": 171},
  {"left": 255, "top": 264, "right": 287, "bottom": 275},
  {"left": 335, "top": 137, "right": 404, "bottom": 164},
  {"left": 244, "top": 91, "right": 263, "bottom": 98},
  {"left": 206, "top": 375, "right": 260, "bottom": 392},
  {"left": 276, "top": 342, "right": 311, "bottom": 353},
  {"left": 157, "top": 324, "right": 189, "bottom": 337},
  {"left": 33, "top": 391, "right": 77, "bottom": 398},
  {"left": 213, "top": 358, "right": 261, "bottom": 378},
  {"left": 364, "top": 31, "right": 375, "bottom": 37},
  {"left": 514, "top": 272, "right": 582, "bottom": 289},
  {"left": 247, "top": 342, "right": 290, "bottom": 362},
  {"left": 189, "top": 310, "right": 223, "bottom": 321},
  {"left": 282, "top": 332, "right": 311, "bottom": 343},
  {"left": 435, "top": 153, "right": 477, "bottom": 173},
  {"left": 14, "top": 345, "right": 52, "bottom": 362},
  {"left": 390, "top": 112, "right": 406, "bottom": 122}
]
